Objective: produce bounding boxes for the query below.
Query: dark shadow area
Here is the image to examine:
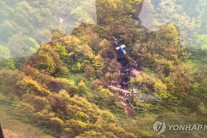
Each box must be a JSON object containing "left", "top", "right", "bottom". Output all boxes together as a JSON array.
[{"left": 0, "top": 125, "right": 4, "bottom": 138}]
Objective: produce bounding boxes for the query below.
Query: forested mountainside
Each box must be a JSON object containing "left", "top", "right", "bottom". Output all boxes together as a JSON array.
[
  {"left": 139, "top": 0, "right": 207, "bottom": 52},
  {"left": 0, "top": 0, "right": 207, "bottom": 137},
  {"left": 0, "top": 0, "right": 97, "bottom": 68}
]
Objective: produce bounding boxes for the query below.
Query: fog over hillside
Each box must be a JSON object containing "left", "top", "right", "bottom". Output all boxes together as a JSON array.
[
  {"left": 139, "top": 0, "right": 207, "bottom": 47},
  {"left": 0, "top": 0, "right": 97, "bottom": 58}
]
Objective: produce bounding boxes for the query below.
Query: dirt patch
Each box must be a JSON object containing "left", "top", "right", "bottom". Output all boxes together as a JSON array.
[{"left": 3, "top": 129, "right": 23, "bottom": 138}]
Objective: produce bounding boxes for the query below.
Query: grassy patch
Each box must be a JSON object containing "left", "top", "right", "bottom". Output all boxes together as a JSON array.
[{"left": 185, "top": 56, "right": 204, "bottom": 70}]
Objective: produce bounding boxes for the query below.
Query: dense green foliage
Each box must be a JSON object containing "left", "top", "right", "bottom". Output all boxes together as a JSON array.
[
  {"left": 0, "top": 0, "right": 97, "bottom": 62},
  {"left": 0, "top": 0, "right": 207, "bottom": 137},
  {"left": 0, "top": 46, "right": 15, "bottom": 69},
  {"left": 139, "top": 0, "right": 207, "bottom": 47}
]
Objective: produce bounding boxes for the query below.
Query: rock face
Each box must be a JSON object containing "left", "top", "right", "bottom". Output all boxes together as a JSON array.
[
  {"left": 134, "top": 0, "right": 145, "bottom": 19},
  {"left": 132, "top": 0, "right": 145, "bottom": 25}
]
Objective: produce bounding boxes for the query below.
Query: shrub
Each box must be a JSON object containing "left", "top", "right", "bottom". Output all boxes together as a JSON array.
[
  {"left": 84, "top": 64, "right": 95, "bottom": 78},
  {"left": 49, "top": 117, "right": 64, "bottom": 132},
  {"left": 17, "top": 77, "right": 44, "bottom": 95},
  {"left": 78, "top": 80, "right": 88, "bottom": 94},
  {"left": 0, "top": 46, "right": 15, "bottom": 70},
  {"left": 0, "top": 69, "right": 22, "bottom": 96},
  {"left": 184, "top": 96, "right": 201, "bottom": 112},
  {"left": 75, "top": 111, "right": 89, "bottom": 122},
  {"left": 22, "top": 94, "right": 50, "bottom": 111},
  {"left": 13, "top": 102, "right": 35, "bottom": 122},
  {"left": 68, "top": 85, "right": 79, "bottom": 96}
]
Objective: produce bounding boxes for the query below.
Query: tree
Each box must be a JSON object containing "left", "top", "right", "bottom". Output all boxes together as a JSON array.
[
  {"left": 123, "top": 0, "right": 142, "bottom": 14},
  {"left": 97, "top": 86, "right": 114, "bottom": 107},
  {"left": 70, "top": 0, "right": 97, "bottom": 24},
  {"left": 197, "top": 35, "right": 207, "bottom": 56},
  {"left": 0, "top": 1, "right": 12, "bottom": 24},
  {"left": 164, "top": 67, "right": 188, "bottom": 104},
  {"left": 96, "top": 0, "right": 124, "bottom": 25},
  {"left": 75, "top": 131, "right": 103, "bottom": 138},
  {"left": 13, "top": 102, "right": 35, "bottom": 122},
  {"left": 78, "top": 80, "right": 88, "bottom": 95},
  {"left": 191, "top": 78, "right": 207, "bottom": 97},
  {"left": 132, "top": 24, "right": 189, "bottom": 76},
  {"left": 141, "top": 0, "right": 198, "bottom": 47},
  {"left": 92, "top": 55, "right": 104, "bottom": 69},
  {"left": 184, "top": 96, "right": 201, "bottom": 113},
  {"left": 22, "top": 94, "right": 50, "bottom": 111},
  {"left": 84, "top": 64, "right": 95, "bottom": 78},
  {"left": 0, "top": 69, "right": 22, "bottom": 95},
  {"left": 154, "top": 79, "right": 168, "bottom": 99},
  {"left": 0, "top": 45, "right": 15, "bottom": 69},
  {"left": 51, "top": 30, "right": 65, "bottom": 41},
  {"left": 0, "top": 20, "right": 17, "bottom": 43},
  {"left": 29, "top": 44, "right": 68, "bottom": 76},
  {"left": 49, "top": 117, "right": 64, "bottom": 132},
  {"left": 130, "top": 72, "right": 167, "bottom": 98},
  {"left": 8, "top": 34, "right": 39, "bottom": 58}
]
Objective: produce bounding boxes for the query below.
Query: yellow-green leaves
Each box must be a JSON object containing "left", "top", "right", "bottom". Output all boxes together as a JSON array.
[
  {"left": 154, "top": 80, "right": 168, "bottom": 99},
  {"left": 197, "top": 35, "right": 207, "bottom": 51},
  {"left": 0, "top": 46, "right": 15, "bottom": 69}
]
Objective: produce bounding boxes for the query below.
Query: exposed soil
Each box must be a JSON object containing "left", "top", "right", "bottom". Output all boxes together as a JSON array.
[{"left": 114, "top": 44, "right": 136, "bottom": 118}]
